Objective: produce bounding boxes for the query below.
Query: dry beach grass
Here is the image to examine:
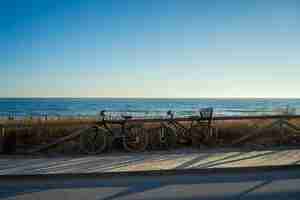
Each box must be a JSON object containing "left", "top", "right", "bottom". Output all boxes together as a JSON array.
[{"left": 1, "top": 117, "right": 300, "bottom": 154}]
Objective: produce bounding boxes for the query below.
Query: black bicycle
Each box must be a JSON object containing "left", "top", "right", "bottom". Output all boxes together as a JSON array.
[{"left": 80, "top": 110, "right": 149, "bottom": 154}]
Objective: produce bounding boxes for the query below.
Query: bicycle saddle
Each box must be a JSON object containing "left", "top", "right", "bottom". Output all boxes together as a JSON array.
[
  {"left": 167, "top": 110, "right": 174, "bottom": 118},
  {"left": 100, "top": 110, "right": 106, "bottom": 117}
]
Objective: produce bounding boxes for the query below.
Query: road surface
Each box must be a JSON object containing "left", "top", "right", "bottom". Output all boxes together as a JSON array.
[{"left": 1, "top": 166, "right": 300, "bottom": 200}]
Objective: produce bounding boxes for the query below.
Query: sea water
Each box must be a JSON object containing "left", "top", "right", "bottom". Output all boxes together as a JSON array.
[{"left": 0, "top": 98, "right": 300, "bottom": 119}]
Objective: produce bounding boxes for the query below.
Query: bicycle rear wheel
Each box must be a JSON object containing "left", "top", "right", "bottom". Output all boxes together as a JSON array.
[{"left": 122, "top": 124, "right": 149, "bottom": 152}]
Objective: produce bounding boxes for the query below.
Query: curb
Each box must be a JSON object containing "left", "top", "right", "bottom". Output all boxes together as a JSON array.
[{"left": 1, "top": 164, "right": 300, "bottom": 180}]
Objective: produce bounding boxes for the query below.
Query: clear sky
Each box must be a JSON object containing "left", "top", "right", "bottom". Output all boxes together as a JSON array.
[{"left": 1, "top": 0, "right": 299, "bottom": 98}]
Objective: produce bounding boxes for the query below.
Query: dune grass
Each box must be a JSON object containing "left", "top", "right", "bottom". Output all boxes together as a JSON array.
[{"left": 1, "top": 117, "right": 300, "bottom": 154}]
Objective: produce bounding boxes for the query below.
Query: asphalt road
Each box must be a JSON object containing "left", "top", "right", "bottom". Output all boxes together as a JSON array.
[{"left": 1, "top": 166, "right": 300, "bottom": 200}]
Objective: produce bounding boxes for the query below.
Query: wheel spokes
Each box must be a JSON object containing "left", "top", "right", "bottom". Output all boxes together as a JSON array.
[
  {"left": 123, "top": 125, "right": 148, "bottom": 152},
  {"left": 80, "top": 126, "right": 109, "bottom": 154}
]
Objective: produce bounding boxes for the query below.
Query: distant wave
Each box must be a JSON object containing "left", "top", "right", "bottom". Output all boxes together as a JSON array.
[{"left": 223, "top": 109, "right": 274, "bottom": 113}]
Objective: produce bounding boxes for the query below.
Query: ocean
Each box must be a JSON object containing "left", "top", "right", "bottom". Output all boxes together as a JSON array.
[{"left": 0, "top": 98, "right": 300, "bottom": 119}]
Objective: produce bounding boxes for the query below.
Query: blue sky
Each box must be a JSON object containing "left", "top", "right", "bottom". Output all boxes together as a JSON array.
[{"left": 1, "top": 0, "right": 299, "bottom": 98}]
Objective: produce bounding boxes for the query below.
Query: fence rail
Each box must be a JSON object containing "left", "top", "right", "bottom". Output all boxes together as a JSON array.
[
  {"left": 1, "top": 114, "right": 300, "bottom": 128},
  {"left": 104, "top": 114, "right": 300, "bottom": 124}
]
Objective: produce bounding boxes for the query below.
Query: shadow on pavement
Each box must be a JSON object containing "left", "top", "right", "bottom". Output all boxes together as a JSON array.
[
  {"left": 196, "top": 152, "right": 246, "bottom": 168},
  {"left": 196, "top": 151, "right": 277, "bottom": 168},
  {"left": 175, "top": 154, "right": 210, "bottom": 169}
]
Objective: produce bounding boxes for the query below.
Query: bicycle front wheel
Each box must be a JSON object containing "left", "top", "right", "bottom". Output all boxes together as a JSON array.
[
  {"left": 160, "top": 123, "right": 177, "bottom": 149},
  {"left": 80, "top": 126, "right": 111, "bottom": 154}
]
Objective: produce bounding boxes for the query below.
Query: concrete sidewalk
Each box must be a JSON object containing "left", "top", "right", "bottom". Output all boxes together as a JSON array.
[{"left": 0, "top": 148, "right": 300, "bottom": 175}]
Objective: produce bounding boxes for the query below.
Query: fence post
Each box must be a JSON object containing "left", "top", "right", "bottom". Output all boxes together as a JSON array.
[
  {"left": 0, "top": 125, "right": 16, "bottom": 154},
  {"left": 0, "top": 125, "right": 3, "bottom": 153},
  {"left": 279, "top": 117, "right": 285, "bottom": 145},
  {"left": 1, "top": 125, "right": 4, "bottom": 137}
]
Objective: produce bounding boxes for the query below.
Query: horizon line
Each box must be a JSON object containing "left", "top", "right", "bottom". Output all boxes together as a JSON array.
[{"left": 1, "top": 96, "right": 300, "bottom": 100}]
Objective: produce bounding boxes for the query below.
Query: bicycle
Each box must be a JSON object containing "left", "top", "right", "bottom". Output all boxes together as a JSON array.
[
  {"left": 157, "top": 108, "right": 217, "bottom": 148},
  {"left": 80, "top": 110, "right": 149, "bottom": 154}
]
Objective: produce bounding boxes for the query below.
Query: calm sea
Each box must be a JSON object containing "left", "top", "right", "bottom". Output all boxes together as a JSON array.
[{"left": 0, "top": 98, "right": 300, "bottom": 119}]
